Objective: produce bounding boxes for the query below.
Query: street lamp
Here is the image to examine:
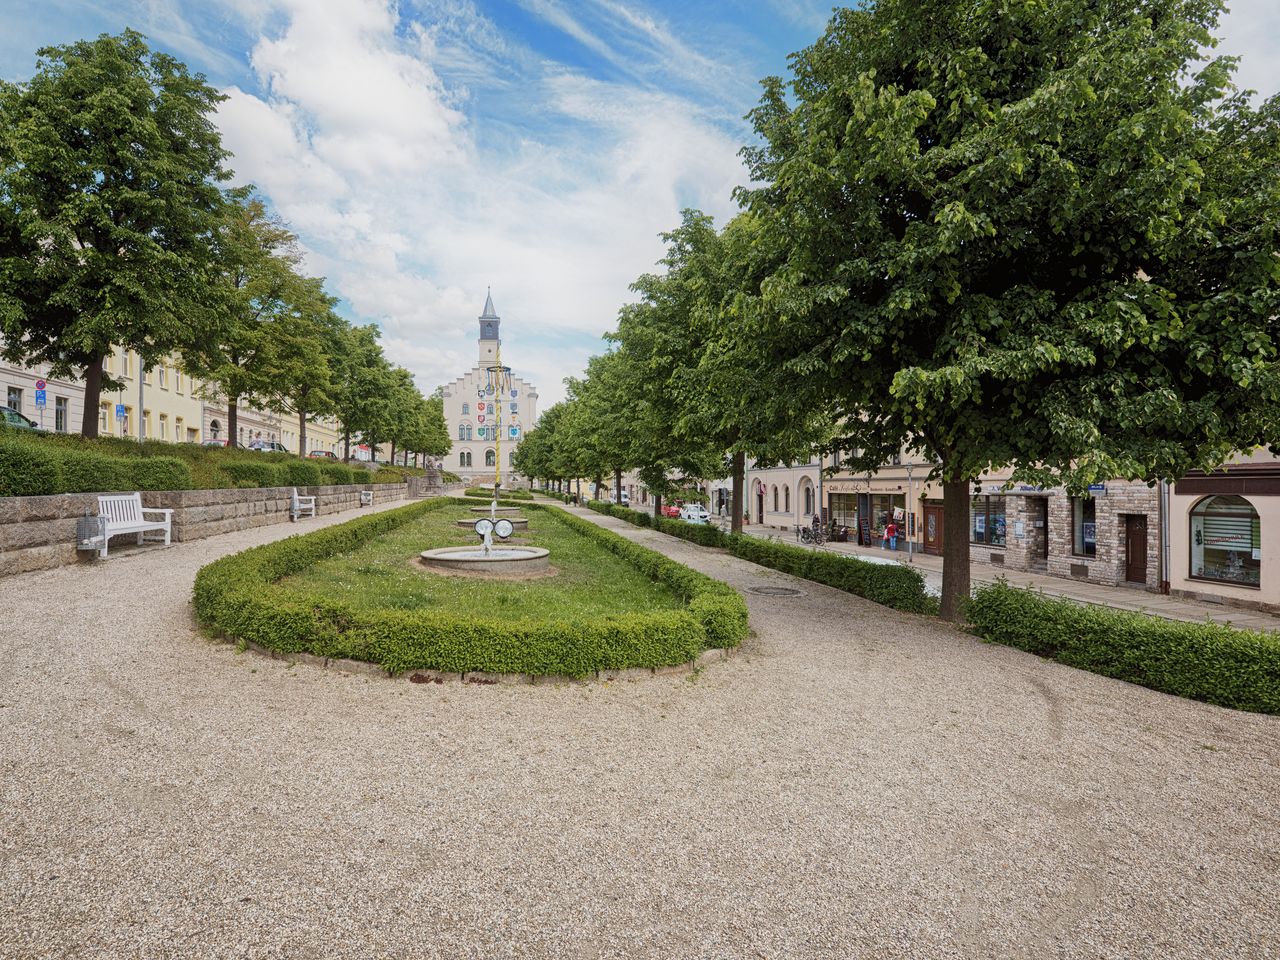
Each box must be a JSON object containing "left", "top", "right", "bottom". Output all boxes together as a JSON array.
[{"left": 906, "top": 462, "right": 915, "bottom": 562}]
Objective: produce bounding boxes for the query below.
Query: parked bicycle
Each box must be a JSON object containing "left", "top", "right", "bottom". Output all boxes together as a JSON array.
[{"left": 800, "top": 519, "right": 827, "bottom": 546}]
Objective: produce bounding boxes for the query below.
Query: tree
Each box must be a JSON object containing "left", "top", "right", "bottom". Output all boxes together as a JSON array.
[
  {"left": 266, "top": 279, "right": 345, "bottom": 455},
  {"left": 331, "top": 324, "right": 395, "bottom": 461},
  {"left": 183, "top": 192, "right": 305, "bottom": 447},
  {"left": 741, "top": 0, "right": 1280, "bottom": 619},
  {"left": 0, "top": 30, "right": 230, "bottom": 436}
]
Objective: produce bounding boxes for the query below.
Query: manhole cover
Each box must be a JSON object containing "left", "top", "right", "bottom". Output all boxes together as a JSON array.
[{"left": 748, "top": 585, "right": 803, "bottom": 597}]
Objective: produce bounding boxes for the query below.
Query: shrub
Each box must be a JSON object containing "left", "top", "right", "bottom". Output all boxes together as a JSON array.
[
  {"left": 584, "top": 497, "right": 935, "bottom": 615},
  {"left": 319, "top": 463, "right": 357, "bottom": 485},
  {"left": 0, "top": 435, "right": 62, "bottom": 497},
  {"left": 465, "top": 486, "right": 532, "bottom": 499},
  {"left": 127, "top": 456, "right": 192, "bottom": 491},
  {"left": 194, "top": 498, "right": 748, "bottom": 677},
  {"left": 218, "top": 460, "right": 286, "bottom": 488},
  {"left": 0, "top": 432, "right": 194, "bottom": 495},
  {"left": 968, "top": 581, "right": 1280, "bottom": 714},
  {"left": 283, "top": 460, "right": 322, "bottom": 487}
]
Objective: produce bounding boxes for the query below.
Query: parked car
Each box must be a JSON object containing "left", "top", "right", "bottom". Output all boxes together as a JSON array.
[
  {"left": 1, "top": 407, "right": 37, "bottom": 430},
  {"left": 261, "top": 441, "right": 289, "bottom": 453},
  {"left": 609, "top": 491, "right": 630, "bottom": 506},
  {"left": 679, "top": 504, "right": 711, "bottom": 525},
  {"left": 661, "top": 504, "right": 681, "bottom": 518},
  {"left": 307, "top": 450, "right": 338, "bottom": 460},
  {"left": 201, "top": 438, "right": 228, "bottom": 446}
]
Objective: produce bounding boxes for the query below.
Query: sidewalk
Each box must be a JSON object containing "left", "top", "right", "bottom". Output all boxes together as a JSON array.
[{"left": 734, "top": 521, "right": 1280, "bottom": 632}]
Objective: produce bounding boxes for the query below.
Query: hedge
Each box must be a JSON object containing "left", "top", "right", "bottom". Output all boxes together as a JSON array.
[
  {"left": 584, "top": 498, "right": 936, "bottom": 615},
  {"left": 968, "top": 581, "right": 1280, "bottom": 714},
  {"left": 465, "top": 486, "right": 532, "bottom": 500},
  {"left": 193, "top": 498, "right": 748, "bottom": 678},
  {"left": 0, "top": 432, "right": 193, "bottom": 496}
]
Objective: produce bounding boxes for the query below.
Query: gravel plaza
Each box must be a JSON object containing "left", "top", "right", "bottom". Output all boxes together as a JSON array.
[{"left": 1, "top": 499, "right": 1278, "bottom": 959}]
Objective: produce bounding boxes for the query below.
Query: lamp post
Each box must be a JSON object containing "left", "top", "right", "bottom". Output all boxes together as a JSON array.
[{"left": 906, "top": 462, "right": 915, "bottom": 562}]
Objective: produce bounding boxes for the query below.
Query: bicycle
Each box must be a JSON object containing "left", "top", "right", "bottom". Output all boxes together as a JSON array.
[{"left": 800, "top": 523, "right": 827, "bottom": 546}]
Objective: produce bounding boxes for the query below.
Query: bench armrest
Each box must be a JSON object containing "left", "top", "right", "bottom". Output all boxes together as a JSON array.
[{"left": 140, "top": 508, "right": 174, "bottom": 519}]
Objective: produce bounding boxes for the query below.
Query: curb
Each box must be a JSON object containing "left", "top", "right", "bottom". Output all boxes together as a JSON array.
[{"left": 238, "top": 639, "right": 734, "bottom": 685}]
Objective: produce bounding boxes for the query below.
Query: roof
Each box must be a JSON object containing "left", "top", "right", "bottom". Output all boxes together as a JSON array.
[{"left": 479, "top": 288, "right": 499, "bottom": 319}]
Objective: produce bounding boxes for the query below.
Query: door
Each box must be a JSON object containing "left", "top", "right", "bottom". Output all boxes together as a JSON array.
[
  {"left": 1038, "top": 498, "right": 1050, "bottom": 560},
  {"left": 1125, "top": 514, "right": 1148, "bottom": 584},
  {"left": 756, "top": 490, "right": 764, "bottom": 525},
  {"left": 924, "top": 502, "right": 944, "bottom": 556}
]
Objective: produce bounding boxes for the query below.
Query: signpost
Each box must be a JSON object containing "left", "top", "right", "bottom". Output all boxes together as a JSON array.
[{"left": 34, "top": 380, "right": 46, "bottom": 429}]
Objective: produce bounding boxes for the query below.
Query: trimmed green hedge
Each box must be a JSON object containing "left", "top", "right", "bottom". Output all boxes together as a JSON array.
[
  {"left": 584, "top": 498, "right": 936, "bottom": 615},
  {"left": 968, "top": 581, "right": 1280, "bottom": 714},
  {"left": 0, "top": 431, "right": 193, "bottom": 496},
  {"left": 465, "top": 486, "right": 532, "bottom": 500},
  {"left": 193, "top": 498, "right": 748, "bottom": 678}
]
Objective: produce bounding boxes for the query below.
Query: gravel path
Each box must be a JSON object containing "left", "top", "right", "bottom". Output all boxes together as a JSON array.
[{"left": 1, "top": 500, "right": 1278, "bottom": 959}]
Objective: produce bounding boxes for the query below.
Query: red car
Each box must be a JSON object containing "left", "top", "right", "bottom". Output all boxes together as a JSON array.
[
  {"left": 661, "top": 505, "right": 681, "bottom": 518},
  {"left": 307, "top": 450, "right": 338, "bottom": 459}
]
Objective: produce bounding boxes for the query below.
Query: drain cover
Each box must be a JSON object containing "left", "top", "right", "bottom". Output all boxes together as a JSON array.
[{"left": 748, "top": 585, "right": 803, "bottom": 597}]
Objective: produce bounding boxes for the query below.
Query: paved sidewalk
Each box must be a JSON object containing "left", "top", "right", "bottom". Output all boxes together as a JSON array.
[{"left": 734, "top": 521, "right": 1280, "bottom": 632}]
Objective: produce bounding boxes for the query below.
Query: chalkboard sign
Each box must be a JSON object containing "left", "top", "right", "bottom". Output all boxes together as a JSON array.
[{"left": 859, "top": 518, "right": 871, "bottom": 546}]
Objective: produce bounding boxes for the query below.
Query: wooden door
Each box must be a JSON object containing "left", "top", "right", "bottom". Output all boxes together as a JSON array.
[
  {"left": 924, "top": 502, "right": 944, "bottom": 556},
  {"left": 1125, "top": 515, "right": 1148, "bottom": 584}
]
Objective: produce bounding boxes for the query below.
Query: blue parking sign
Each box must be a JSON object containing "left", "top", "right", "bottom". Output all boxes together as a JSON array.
[
  {"left": 115, "top": 403, "right": 126, "bottom": 420},
  {"left": 34, "top": 389, "right": 46, "bottom": 406}
]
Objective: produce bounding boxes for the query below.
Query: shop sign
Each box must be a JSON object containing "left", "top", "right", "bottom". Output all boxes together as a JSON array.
[
  {"left": 1088, "top": 483, "right": 1107, "bottom": 494},
  {"left": 1016, "top": 485, "right": 1043, "bottom": 492},
  {"left": 1014, "top": 520, "right": 1026, "bottom": 539}
]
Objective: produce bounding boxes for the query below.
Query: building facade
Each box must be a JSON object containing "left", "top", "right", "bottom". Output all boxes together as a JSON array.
[{"left": 439, "top": 292, "right": 539, "bottom": 486}]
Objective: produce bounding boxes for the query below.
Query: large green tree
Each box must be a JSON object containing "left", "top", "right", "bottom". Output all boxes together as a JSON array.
[
  {"left": 183, "top": 192, "right": 305, "bottom": 447},
  {"left": 741, "top": 0, "right": 1280, "bottom": 619},
  {"left": 0, "top": 30, "right": 230, "bottom": 436},
  {"left": 268, "top": 280, "right": 345, "bottom": 455}
]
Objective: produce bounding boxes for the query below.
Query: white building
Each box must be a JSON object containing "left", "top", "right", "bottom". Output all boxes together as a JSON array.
[{"left": 440, "top": 292, "right": 539, "bottom": 485}]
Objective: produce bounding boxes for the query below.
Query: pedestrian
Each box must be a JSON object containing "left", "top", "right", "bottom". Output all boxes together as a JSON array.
[
  {"left": 887, "top": 518, "right": 898, "bottom": 551},
  {"left": 880, "top": 521, "right": 890, "bottom": 550}
]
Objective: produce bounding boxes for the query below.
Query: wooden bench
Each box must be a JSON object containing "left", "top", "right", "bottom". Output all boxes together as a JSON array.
[
  {"left": 291, "top": 487, "right": 316, "bottom": 520},
  {"left": 97, "top": 493, "right": 173, "bottom": 558}
]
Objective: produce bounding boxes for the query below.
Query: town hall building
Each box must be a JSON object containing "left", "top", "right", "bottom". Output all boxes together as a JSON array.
[{"left": 440, "top": 292, "right": 539, "bottom": 486}]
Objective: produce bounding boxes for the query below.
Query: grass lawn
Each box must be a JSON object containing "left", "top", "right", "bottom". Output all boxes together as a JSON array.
[{"left": 275, "top": 503, "right": 686, "bottom": 620}]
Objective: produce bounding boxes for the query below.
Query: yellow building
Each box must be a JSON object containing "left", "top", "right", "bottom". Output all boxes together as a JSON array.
[{"left": 97, "top": 348, "right": 205, "bottom": 443}]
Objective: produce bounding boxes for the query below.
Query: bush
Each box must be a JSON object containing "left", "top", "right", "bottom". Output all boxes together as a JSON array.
[
  {"left": 0, "top": 432, "right": 194, "bottom": 496},
  {"left": 968, "top": 581, "right": 1280, "bottom": 714},
  {"left": 584, "top": 498, "right": 935, "bottom": 615},
  {"left": 194, "top": 498, "right": 748, "bottom": 677},
  {"left": 283, "top": 460, "right": 322, "bottom": 487},
  {"left": 318, "top": 463, "right": 357, "bottom": 485},
  {"left": 218, "top": 460, "right": 287, "bottom": 488},
  {"left": 466, "top": 486, "right": 532, "bottom": 499}
]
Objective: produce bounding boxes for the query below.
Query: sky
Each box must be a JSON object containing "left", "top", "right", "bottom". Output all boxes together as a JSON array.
[{"left": 1, "top": 1, "right": 1278, "bottom": 410}]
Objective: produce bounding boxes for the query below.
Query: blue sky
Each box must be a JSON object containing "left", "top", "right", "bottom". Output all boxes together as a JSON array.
[{"left": 2, "top": 1, "right": 1278, "bottom": 407}]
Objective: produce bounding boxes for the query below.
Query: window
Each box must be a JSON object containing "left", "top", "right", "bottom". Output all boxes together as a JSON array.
[
  {"left": 174, "top": 417, "right": 183, "bottom": 442},
  {"left": 970, "top": 496, "right": 1007, "bottom": 546},
  {"left": 175, "top": 370, "right": 183, "bottom": 394},
  {"left": 783, "top": 485, "right": 790, "bottom": 513},
  {"left": 119, "top": 351, "right": 130, "bottom": 378},
  {"left": 55, "top": 396, "right": 67, "bottom": 432},
  {"left": 803, "top": 484, "right": 814, "bottom": 516},
  {"left": 158, "top": 366, "right": 168, "bottom": 389},
  {"left": 510, "top": 451, "right": 516, "bottom": 465},
  {"left": 462, "top": 402, "right": 469, "bottom": 415},
  {"left": 210, "top": 419, "right": 221, "bottom": 439},
  {"left": 6, "top": 387, "right": 21, "bottom": 412},
  {"left": 1191, "top": 495, "right": 1260, "bottom": 586},
  {"left": 99, "top": 404, "right": 109, "bottom": 432},
  {"left": 485, "top": 449, "right": 496, "bottom": 467},
  {"left": 772, "top": 485, "right": 778, "bottom": 511},
  {"left": 1072, "top": 497, "right": 1097, "bottom": 557},
  {"left": 158, "top": 413, "right": 168, "bottom": 440},
  {"left": 142, "top": 409, "right": 151, "bottom": 438},
  {"left": 459, "top": 451, "right": 472, "bottom": 468}
]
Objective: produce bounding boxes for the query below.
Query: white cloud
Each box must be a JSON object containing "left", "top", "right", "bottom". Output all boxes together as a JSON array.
[
  {"left": 1217, "top": 0, "right": 1280, "bottom": 102},
  {"left": 213, "top": 0, "right": 749, "bottom": 408}
]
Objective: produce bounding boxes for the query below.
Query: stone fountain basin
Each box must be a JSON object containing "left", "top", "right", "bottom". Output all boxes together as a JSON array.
[
  {"left": 420, "top": 546, "right": 551, "bottom": 576},
  {"left": 469, "top": 506, "right": 522, "bottom": 515},
  {"left": 455, "top": 517, "right": 528, "bottom": 531}
]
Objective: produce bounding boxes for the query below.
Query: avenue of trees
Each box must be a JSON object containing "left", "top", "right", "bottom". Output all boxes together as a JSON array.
[
  {"left": 518, "top": 0, "right": 1280, "bottom": 620},
  {"left": 0, "top": 30, "right": 448, "bottom": 462}
]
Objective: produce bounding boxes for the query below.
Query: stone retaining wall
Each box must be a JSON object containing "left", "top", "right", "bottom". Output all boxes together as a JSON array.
[{"left": 0, "top": 483, "right": 410, "bottom": 577}]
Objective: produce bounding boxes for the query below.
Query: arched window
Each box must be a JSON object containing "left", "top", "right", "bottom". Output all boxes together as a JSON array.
[
  {"left": 803, "top": 483, "right": 814, "bottom": 516},
  {"left": 485, "top": 449, "right": 496, "bottom": 467},
  {"left": 784, "top": 485, "right": 790, "bottom": 513},
  {"left": 1191, "top": 495, "right": 1260, "bottom": 586},
  {"left": 462, "top": 402, "right": 469, "bottom": 415},
  {"left": 210, "top": 419, "right": 221, "bottom": 439},
  {"left": 466, "top": 424, "right": 473, "bottom": 440},
  {"left": 772, "top": 485, "right": 778, "bottom": 512},
  {"left": 459, "top": 451, "right": 472, "bottom": 468},
  {"left": 457, "top": 424, "right": 466, "bottom": 440}
]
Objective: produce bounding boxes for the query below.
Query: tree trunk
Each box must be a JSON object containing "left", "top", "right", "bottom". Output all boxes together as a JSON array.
[
  {"left": 614, "top": 468, "right": 623, "bottom": 505},
  {"left": 80, "top": 351, "right": 106, "bottom": 437},
  {"left": 730, "top": 451, "right": 745, "bottom": 535},
  {"left": 298, "top": 409, "right": 307, "bottom": 456},
  {"left": 654, "top": 493, "right": 662, "bottom": 520},
  {"left": 343, "top": 429, "right": 351, "bottom": 462},
  {"left": 390, "top": 440, "right": 396, "bottom": 465},
  {"left": 227, "top": 396, "right": 239, "bottom": 448},
  {"left": 940, "top": 477, "right": 973, "bottom": 622}
]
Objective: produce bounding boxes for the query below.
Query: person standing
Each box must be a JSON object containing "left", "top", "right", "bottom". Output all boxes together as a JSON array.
[{"left": 886, "top": 518, "right": 898, "bottom": 551}]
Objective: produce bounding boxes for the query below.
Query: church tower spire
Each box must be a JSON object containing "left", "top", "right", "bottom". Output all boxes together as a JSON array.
[{"left": 478, "top": 288, "right": 500, "bottom": 364}]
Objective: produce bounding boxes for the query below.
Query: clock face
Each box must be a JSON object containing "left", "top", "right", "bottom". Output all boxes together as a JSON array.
[
  {"left": 494, "top": 518, "right": 514, "bottom": 538},
  {"left": 474, "top": 518, "right": 494, "bottom": 537}
]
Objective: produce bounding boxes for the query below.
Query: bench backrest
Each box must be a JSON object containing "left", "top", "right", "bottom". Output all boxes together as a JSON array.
[{"left": 99, "top": 492, "right": 143, "bottom": 526}]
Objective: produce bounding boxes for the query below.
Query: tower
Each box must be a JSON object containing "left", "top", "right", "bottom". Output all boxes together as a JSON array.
[{"left": 479, "top": 289, "right": 500, "bottom": 364}]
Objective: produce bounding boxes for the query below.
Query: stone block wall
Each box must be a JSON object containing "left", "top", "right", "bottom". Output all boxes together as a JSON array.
[
  {"left": 0, "top": 483, "right": 410, "bottom": 578},
  {"left": 1043, "top": 481, "right": 1159, "bottom": 589}
]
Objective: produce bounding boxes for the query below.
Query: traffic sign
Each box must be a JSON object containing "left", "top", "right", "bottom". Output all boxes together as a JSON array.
[
  {"left": 34, "top": 378, "right": 46, "bottom": 390},
  {"left": 115, "top": 403, "right": 126, "bottom": 420},
  {"left": 34, "top": 389, "right": 46, "bottom": 407}
]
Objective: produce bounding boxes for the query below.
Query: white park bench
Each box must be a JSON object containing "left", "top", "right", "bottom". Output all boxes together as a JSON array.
[
  {"left": 291, "top": 487, "right": 316, "bottom": 521},
  {"left": 96, "top": 493, "right": 173, "bottom": 559}
]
